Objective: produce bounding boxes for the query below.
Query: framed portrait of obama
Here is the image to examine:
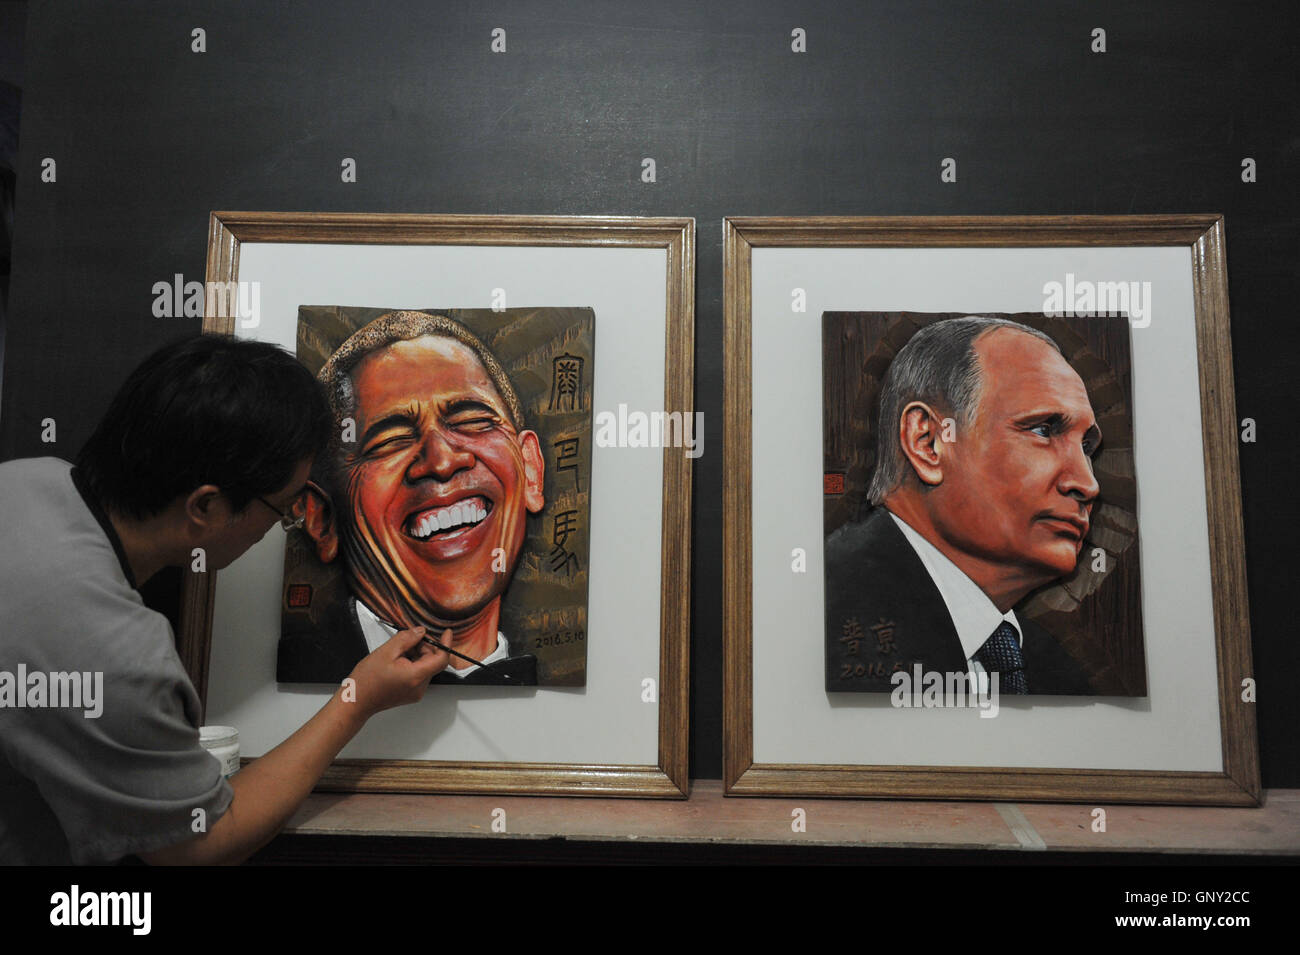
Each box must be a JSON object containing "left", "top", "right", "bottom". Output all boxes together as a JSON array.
[
  {"left": 723, "top": 215, "right": 1259, "bottom": 806},
  {"left": 179, "top": 212, "right": 693, "bottom": 797}
]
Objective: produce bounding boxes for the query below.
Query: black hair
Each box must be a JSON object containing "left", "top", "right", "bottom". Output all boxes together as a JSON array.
[{"left": 76, "top": 335, "right": 333, "bottom": 520}]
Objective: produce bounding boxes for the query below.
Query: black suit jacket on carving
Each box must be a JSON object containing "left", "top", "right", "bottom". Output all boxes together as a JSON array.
[
  {"left": 824, "top": 507, "right": 1093, "bottom": 695},
  {"left": 277, "top": 589, "right": 538, "bottom": 686}
]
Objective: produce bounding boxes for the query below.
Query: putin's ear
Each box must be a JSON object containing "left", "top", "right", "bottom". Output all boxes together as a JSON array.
[
  {"left": 300, "top": 480, "right": 340, "bottom": 563},
  {"left": 897, "top": 401, "right": 948, "bottom": 487},
  {"left": 519, "top": 430, "right": 546, "bottom": 514}
]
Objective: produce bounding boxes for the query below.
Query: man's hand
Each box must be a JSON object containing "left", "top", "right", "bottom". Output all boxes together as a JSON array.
[{"left": 344, "top": 627, "right": 451, "bottom": 720}]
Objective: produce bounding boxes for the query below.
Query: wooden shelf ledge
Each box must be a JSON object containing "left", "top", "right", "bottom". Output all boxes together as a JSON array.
[{"left": 265, "top": 781, "right": 1300, "bottom": 859}]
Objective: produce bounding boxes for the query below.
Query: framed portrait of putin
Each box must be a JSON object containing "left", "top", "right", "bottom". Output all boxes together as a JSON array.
[
  {"left": 722, "top": 215, "right": 1260, "bottom": 806},
  {"left": 178, "top": 212, "right": 693, "bottom": 797}
]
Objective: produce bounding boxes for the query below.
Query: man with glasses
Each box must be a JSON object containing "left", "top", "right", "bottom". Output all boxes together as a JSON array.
[{"left": 0, "top": 335, "right": 449, "bottom": 864}]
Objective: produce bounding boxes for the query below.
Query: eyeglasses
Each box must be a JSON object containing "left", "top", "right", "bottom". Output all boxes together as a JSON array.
[{"left": 256, "top": 495, "right": 306, "bottom": 532}]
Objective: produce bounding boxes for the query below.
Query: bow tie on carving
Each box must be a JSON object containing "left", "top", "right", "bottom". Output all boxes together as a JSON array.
[{"left": 975, "top": 621, "right": 1029, "bottom": 694}]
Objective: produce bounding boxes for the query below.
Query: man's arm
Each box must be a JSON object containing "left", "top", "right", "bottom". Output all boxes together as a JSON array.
[{"left": 140, "top": 626, "right": 447, "bottom": 865}]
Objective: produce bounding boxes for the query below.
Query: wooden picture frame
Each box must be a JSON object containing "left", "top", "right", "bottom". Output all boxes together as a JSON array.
[
  {"left": 179, "top": 212, "right": 693, "bottom": 797},
  {"left": 723, "top": 215, "right": 1259, "bottom": 806}
]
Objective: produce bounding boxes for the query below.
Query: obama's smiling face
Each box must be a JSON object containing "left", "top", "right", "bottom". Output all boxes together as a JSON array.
[{"left": 317, "top": 334, "right": 544, "bottom": 630}]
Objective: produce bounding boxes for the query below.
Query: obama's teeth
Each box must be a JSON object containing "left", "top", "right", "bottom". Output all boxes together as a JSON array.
[{"left": 408, "top": 497, "right": 490, "bottom": 540}]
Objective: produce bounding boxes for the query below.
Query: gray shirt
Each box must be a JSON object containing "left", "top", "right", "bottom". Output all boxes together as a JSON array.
[{"left": 0, "top": 457, "right": 232, "bottom": 863}]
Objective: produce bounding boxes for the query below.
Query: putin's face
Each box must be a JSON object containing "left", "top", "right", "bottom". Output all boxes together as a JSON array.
[
  {"left": 332, "top": 335, "right": 544, "bottom": 628},
  {"left": 932, "top": 329, "right": 1101, "bottom": 584}
]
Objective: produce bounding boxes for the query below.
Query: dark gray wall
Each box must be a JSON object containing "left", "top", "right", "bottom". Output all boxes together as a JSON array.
[{"left": 3, "top": 0, "right": 1297, "bottom": 785}]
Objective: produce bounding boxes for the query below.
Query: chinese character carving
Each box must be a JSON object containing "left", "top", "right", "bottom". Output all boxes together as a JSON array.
[
  {"left": 554, "top": 437, "right": 581, "bottom": 491},
  {"left": 549, "top": 354, "right": 584, "bottom": 411}
]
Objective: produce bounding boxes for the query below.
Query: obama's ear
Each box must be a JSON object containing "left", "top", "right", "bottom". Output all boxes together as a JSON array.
[
  {"left": 897, "top": 401, "right": 950, "bottom": 488},
  {"left": 519, "top": 430, "right": 546, "bottom": 514},
  {"left": 299, "top": 480, "right": 340, "bottom": 563}
]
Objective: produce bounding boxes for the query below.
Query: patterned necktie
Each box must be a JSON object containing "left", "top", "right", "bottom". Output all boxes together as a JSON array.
[{"left": 975, "top": 621, "right": 1029, "bottom": 694}]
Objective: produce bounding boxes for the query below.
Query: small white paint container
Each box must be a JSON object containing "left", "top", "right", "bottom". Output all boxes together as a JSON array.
[{"left": 199, "top": 725, "right": 240, "bottom": 778}]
